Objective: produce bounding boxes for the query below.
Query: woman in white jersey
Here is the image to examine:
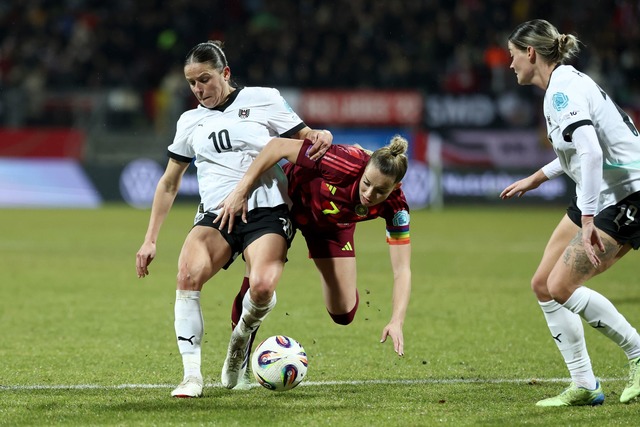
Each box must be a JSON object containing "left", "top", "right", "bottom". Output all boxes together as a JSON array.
[
  {"left": 501, "top": 19, "right": 640, "bottom": 407},
  {"left": 135, "top": 40, "right": 332, "bottom": 398}
]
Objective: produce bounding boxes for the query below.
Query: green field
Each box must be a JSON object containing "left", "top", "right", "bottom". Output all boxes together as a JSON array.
[{"left": 1, "top": 204, "right": 639, "bottom": 426}]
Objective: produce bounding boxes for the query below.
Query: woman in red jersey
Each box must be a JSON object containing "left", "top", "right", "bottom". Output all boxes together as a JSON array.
[{"left": 216, "top": 135, "right": 411, "bottom": 378}]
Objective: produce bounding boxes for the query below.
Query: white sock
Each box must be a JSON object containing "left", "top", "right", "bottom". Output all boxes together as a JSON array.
[
  {"left": 564, "top": 286, "right": 640, "bottom": 360},
  {"left": 174, "top": 290, "right": 203, "bottom": 379},
  {"left": 236, "top": 290, "right": 277, "bottom": 336},
  {"left": 539, "top": 299, "right": 596, "bottom": 389}
]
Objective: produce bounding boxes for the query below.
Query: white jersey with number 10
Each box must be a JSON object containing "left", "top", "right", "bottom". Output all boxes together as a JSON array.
[{"left": 168, "top": 87, "right": 305, "bottom": 215}]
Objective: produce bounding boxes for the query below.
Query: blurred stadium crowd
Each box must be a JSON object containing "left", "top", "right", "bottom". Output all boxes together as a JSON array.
[{"left": 1, "top": 0, "right": 639, "bottom": 126}]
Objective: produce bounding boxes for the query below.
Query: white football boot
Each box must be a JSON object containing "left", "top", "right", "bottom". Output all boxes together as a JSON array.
[
  {"left": 221, "top": 328, "right": 250, "bottom": 389},
  {"left": 171, "top": 376, "right": 203, "bottom": 398}
]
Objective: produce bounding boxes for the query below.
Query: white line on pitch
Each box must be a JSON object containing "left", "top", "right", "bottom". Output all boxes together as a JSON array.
[{"left": 0, "top": 377, "right": 627, "bottom": 391}]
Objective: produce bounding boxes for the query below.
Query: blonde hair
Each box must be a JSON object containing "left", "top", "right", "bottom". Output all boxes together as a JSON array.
[
  {"left": 509, "top": 19, "right": 580, "bottom": 64},
  {"left": 368, "top": 135, "right": 409, "bottom": 183}
]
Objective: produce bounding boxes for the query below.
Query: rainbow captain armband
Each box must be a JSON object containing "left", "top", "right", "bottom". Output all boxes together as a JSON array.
[
  {"left": 386, "top": 226, "right": 410, "bottom": 245},
  {"left": 386, "top": 210, "right": 410, "bottom": 245}
]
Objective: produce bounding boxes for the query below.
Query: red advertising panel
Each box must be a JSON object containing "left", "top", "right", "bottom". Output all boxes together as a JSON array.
[
  {"left": 0, "top": 129, "right": 85, "bottom": 159},
  {"left": 299, "top": 90, "right": 422, "bottom": 126}
]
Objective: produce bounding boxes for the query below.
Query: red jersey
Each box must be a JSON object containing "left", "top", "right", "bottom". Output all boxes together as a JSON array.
[{"left": 283, "top": 140, "right": 410, "bottom": 245}]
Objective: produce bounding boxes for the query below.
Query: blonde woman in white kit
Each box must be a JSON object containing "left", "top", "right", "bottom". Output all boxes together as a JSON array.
[{"left": 501, "top": 19, "right": 640, "bottom": 407}]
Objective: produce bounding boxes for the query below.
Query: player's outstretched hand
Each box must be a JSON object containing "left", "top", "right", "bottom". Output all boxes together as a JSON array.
[
  {"left": 380, "top": 322, "right": 404, "bottom": 356},
  {"left": 500, "top": 175, "right": 539, "bottom": 199},
  {"left": 136, "top": 242, "right": 156, "bottom": 278},
  {"left": 500, "top": 168, "right": 553, "bottom": 200},
  {"left": 305, "top": 129, "right": 333, "bottom": 161}
]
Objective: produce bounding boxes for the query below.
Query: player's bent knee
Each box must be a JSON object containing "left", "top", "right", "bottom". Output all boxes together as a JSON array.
[
  {"left": 247, "top": 280, "right": 275, "bottom": 300},
  {"left": 530, "top": 275, "right": 550, "bottom": 299},
  {"left": 328, "top": 310, "right": 356, "bottom": 325},
  {"left": 327, "top": 291, "right": 360, "bottom": 325},
  {"left": 176, "top": 266, "right": 192, "bottom": 283}
]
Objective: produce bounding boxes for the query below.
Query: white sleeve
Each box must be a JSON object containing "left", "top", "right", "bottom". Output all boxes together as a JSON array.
[
  {"left": 168, "top": 109, "right": 199, "bottom": 159},
  {"left": 573, "top": 125, "right": 602, "bottom": 215},
  {"left": 264, "top": 89, "right": 305, "bottom": 136},
  {"left": 541, "top": 158, "right": 564, "bottom": 180}
]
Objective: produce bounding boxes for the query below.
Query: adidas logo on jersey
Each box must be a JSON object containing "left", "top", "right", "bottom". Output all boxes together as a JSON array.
[
  {"left": 325, "top": 183, "right": 337, "bottom": 195},
  {"left": 342, "top": 242, "right": 353, "bottom": 251}
]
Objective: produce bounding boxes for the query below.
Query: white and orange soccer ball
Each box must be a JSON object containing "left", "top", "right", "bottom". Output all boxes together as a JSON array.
[{"left": 251, "top": 335, "right": 308, "bottom": 391}]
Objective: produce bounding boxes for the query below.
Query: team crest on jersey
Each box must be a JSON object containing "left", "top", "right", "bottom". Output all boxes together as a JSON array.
[
  {"left": 238, "top": 108, "right": 250, "bottom": 118},
  {"left": 552, "top": 92, "right": 569, "bottom": 111},
  {"left": 355, "top": 204, "right": 368, "bottom": 217}
]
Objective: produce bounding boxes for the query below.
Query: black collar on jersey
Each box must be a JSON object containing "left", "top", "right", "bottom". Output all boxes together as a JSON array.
[{"left": 209, "top": 86, "right": 244, "bottom": 112}]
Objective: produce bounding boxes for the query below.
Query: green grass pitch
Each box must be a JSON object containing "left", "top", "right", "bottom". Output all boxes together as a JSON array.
[{"left": 1, "top": 204, "right": 639, "bottom": 425}]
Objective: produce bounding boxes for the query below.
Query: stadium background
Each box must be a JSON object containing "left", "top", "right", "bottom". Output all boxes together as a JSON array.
[{"left": 1, "top": 0, "right": 639, "bottom": 209}]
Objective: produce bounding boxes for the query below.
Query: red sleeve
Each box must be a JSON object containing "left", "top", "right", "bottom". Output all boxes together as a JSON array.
[
  {"left": 295, "top": 140, "right": 369, "bottom": 185},
  {"left": 294, "top": 139, "right": 319, "bottom": 168}
]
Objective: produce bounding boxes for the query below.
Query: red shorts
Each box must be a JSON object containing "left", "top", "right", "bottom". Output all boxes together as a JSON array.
[{"left": 298, "top": 223, "right": 356, "bottom": 259}]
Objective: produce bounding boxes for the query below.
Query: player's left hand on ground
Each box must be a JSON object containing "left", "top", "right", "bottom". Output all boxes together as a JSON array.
[
  {"left": 305, "top": 129, "right": 333, "bottom": 161},
  {"left": 581, "top": 216, "right": 605, "bottom": 268},
  {"left": 380, "top": 323, "right": 404, "bottom": 356},
  {"left": 214, "top": 190, "right": 249, "bottom": 233}
]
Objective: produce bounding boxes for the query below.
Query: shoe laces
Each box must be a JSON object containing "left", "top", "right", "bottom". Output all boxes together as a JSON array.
[
  {"left": 560, "top": 383, "right": 599, "bottom": 400},
  {"left": 227, "top": 341, "right": 249, "bottom": 370},
  {"left": 561, "top": 384, "right": 584, "bottom": 398},
  {"left": 181, "top": 376, "right": 202, "bottom": 387},
  {"left": 626, "top": 358, "right": 640, "bottom": 387},
  {"left": 229, "top": 349, "right": 245, "bottom": 369}
]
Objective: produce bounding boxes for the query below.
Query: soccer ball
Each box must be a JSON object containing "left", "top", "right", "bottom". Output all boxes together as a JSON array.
[{"left": 251, "top": 335, "right": 307, "bottom": 391}]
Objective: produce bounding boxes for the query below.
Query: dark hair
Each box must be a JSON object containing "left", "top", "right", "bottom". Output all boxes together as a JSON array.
[
  {"left": 184, "top": 40, "right": 228, "bottom": 71},
  {"left": 508, "top": 19, "right": 580, "bottom": 64},
  {"left": 369, "top": 135, "right": 409, "bottom": 183}
]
